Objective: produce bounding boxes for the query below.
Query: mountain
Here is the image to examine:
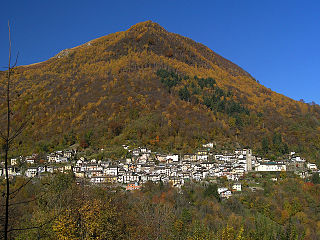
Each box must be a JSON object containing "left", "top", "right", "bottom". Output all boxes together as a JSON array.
[{"left": 1, "top": 21, "right": 320, "bottom": 161}]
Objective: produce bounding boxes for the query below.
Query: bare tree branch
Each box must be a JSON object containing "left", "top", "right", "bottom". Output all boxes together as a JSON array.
[
  {"left": 1, "top": 209, "right": 66, "bottom": 234},
  {"left": 0, "top": 129, "right": 6, "bottom": 141},
  {"left": 7, "top": 192, "right": 46, "bottom": 207},
  {"left": 9, "top": 176, "right": 35, "bottom": 199},
  {"left": 12, "top": 52, "right": 19, "bottom": 68},
  {"left": 8, "top": 117, "right": 30, "bottom": 143}
]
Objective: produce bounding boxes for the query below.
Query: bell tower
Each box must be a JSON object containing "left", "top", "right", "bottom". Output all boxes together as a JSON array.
[{"left": 246, "top": 149, "right": 252, "bottom": 172}]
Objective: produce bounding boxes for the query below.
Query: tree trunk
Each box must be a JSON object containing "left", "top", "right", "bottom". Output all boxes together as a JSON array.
[{"left": 4, "top": 20, "right": 12, "bottom": 240}]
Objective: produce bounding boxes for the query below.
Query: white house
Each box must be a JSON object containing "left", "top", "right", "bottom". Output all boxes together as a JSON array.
[
  {"left": 203, "top": 142, "right": 214, "bottom": 148},
  {"left": 90, "top": 176, "right": 107, "bottom": 184},
  {"left": 10, "top": 158, "right": 17, "bottom": 166},
  {"left": 217, "top": 187, "right": 228, "bottom": 194},
  {"left": 26, "top": 157, "right": 35, "bottom": 165},
  {"left": 56, "top": 156, "right": 68, "bottom": 163},
  {"left": 166, "top": 154, "right": 179, "bottom": 162},
  {"left": 307, "top": 163, "right": 318, "bottom": 171},
  {"left": 232, "top": 183, "right": 242, "bottom": 192},
  {"left": 26, "top": 168, "right": 38, "bottom": 178},
  {"left": 63, "top": 150, "right": 73, "bottom": 158},
  {"left": 104, "top": 165, "right": 118, "bottom": 176},
  {"left": 197, "top": 155, "right": 208, "bottom": 161},
  {"left": 256, "top": 163, "right": 286, "bottom": 172},
  {"left": 220, "top": 190, "right": 232, "bottom": 199}
]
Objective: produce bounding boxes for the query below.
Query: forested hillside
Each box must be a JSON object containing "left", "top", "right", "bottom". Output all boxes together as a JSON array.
[
  {"left": 1, "top": 20, "right": 319, "bottom": 162},
  {"left": 2, "top": 173, "right": 320, "bottom": 239}
]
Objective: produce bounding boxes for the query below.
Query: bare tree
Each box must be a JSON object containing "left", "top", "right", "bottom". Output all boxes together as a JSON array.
[
  {"left": 2, "top": 20, "right": 13, "bottom": 240},
  {"left": 0, "top": 21, "right": 68, "bottom": 240},
  {"left": 1, "top": 20, "right": 27, "bottom": 240}
]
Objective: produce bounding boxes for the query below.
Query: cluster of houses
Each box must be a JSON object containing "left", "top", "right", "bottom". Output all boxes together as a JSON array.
[{"left": 0, "top": 143, "right": 318, "bottom": 198}]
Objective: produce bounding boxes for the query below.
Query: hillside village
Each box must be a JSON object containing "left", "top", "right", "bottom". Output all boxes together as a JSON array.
[{"left": 0, "top": 143, "right": 318, "bottom": 199}]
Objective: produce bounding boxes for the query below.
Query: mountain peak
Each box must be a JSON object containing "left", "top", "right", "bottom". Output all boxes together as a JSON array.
[
  {"left": 128, "top": 20, "right": 167, "bottom": 33},
  {"left": 6, "top": 21, "right": 320, "bottom": 161}
]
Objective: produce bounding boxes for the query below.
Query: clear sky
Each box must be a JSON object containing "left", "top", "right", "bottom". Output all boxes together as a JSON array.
[{"left": 1, "top": 0, "right": 319, "bottom": 103}]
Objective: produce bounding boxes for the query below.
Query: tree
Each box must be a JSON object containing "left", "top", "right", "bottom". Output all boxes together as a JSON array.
[
  {"left": 178, "top": 86, "right": 191, "bottom": 102},
  {"left": 311, "top": 172, "right": 320, "bottom": 184},
  {"left": 53, "top": 199, "right": 123, "bottom": 240},
  {"left": 1, "top": 20, "right": 14, "bottom": 240},
  {"left": 203, "top": 183, "right": 220, "bottom": 201},
  {"left": 262, "top": 137, "right": 269, "bottom": 155},
  {"left": 1, "top": 21, "right": 32, "bottom": 240}
]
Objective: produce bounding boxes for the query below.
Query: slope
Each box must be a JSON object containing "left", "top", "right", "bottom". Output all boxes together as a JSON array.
[{"left": 0, "top": 21, "right": 319, "bottom": 162}]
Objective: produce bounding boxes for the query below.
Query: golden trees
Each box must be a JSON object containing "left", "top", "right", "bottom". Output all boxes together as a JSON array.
[{"left": 53, "top": 199, "right": 122, "bottom": 240}]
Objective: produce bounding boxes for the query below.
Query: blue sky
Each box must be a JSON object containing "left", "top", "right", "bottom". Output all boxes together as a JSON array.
[{"left": 1, "top": 0, "right": 319, "bottom": 103}]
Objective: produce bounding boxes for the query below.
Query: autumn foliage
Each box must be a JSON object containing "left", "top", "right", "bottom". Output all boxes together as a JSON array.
[{"left": 0, "top": 20, "right": 319, "bottom": 163}]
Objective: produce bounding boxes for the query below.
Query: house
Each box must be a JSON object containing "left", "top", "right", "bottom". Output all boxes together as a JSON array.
[
  {"left": 119, "top": 172, "right": 140, "bottom": 184},
  {"left": 126, "top": 182, "right": 141, "bottom": 191},
  {"left": 197, "top": 150, "right": 207, "bottom": 156},
  {"left": 217, "top": 187, "right": 228, "bottom": 194},
  {"left": 122, "top": 145, "right": 129, "bottom": 150},
  {"left": 132, "top": 149, "right": 140, "bottom": 156},
  {"left": 220, "top": 190, "right": 232, "bottom": 199},
  {"left": 26, "top": 167, "right": 38, "bottom": 178},
  {"left": 104, "top": 165, "right": 118, "bottom": 176},
  {"left": 84, "top": 164, "right": 103, "bottom": 172},
  {"left": 76, "top": 160, "right": 84, "bottom": 166},
  {"left": 56, "top": 156, "right": 68, "bottom": 163},
  {"left": 168, "top": 177, "right": 183, "bottom": 187},
  {"left": 166, "top": 154, "right": 179, "bottom": 162},
  {"left": 183, "top": 154, "right": 197, "bottom": 162},
  {"left": 233, "top": 166, "right": 245, "bottom": 175},
  {"left": 140, "top": 164, "right": 152, "bottom": 173},
  {"left": 197, "top": 154, "right": 208, "bottom": 161},
  {"left": 256, "top": 162, "right": 286, "bottom": 172},
  {"left": 118, "top": 167, "right": 126, "bottom": 176},
  {"left": 148, "top": 173, "right": 160, "bottom": 182},
  {"left": 214, "top": 155, "right": 224, "bottom": 161},
  {"left": 75, "top": 172, "right": 85, "bottom": 178},
  {"left": 90, "top": 176, "right": 108, "bottom": 184},
  {"left": 86, "top": 170, "right": 104, "bottom": 178},
  {"left": 11, "top": 158, "right": 18, "bottom": 166},
  {"left": 192, "top": 171, "right": 204, "bottom": 181},
  {"left": 104, "top": 175, "right": 117, "bottom": 183},
  {"left": 37, "top": 166, "right": 46, "bottom": 174},
  {"left": 47, "top": 154, "right": 56, "bottom": 163},
  {"left": 298, "top": 171, "right": 310, "bottom": 179},
  {"left": 154, "top": 166, "right": 166, "bottom": 175},
  {"left": 63, "top": 150, "right": 73, "bottom": 158},
  {"left": 181, "top": 163, "right": 190, "bottom": 172},
  {"left": 7, "top": 167, "right": 18, "bottom": 176},
  {"left": 125, "top": 158, "right": 132, "bottom": 164},
  {"left": 203, "top": 142, "right": 214, "bottom": 148},
  {"left": 307, "top": 163, "right": 318, "bottom": 171},
  {"left": 232, "top": 183, "right": 242, "bottom": 192},
  {"left": 64, "top": 165, "right": 72, "bottom": 172},
  {"left": 138, "top": 155, "right": 148, "bottom": 163},
  {"left": 46, "top": 166, "right": 55, "bottom": 173},
  {"left": 25, "top": 157, "right": 35, "bottom": 165},
  {"left": 140, "top": 147, "right": 148, "bottom": 153},
  {"left": 201, "top": 162, "right": 215, "bottom": 170},
  {"left": 47, "top": 154, "right": 68, "bottom": 163},
  {"left": 156, "top": 155, "right": 167, "bottom": 163}
]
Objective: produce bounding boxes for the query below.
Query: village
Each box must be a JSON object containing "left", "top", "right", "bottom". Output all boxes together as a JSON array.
[{"left": 0, "top": 143, "right": 318, "bottom": 199}]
